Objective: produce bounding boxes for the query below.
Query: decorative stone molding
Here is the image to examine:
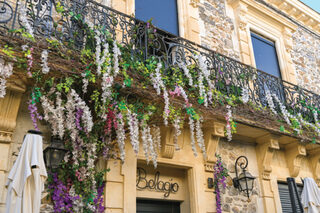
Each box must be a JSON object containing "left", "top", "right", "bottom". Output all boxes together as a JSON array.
[
  {"left": 308, "top": 148, "right": 320, "bottom": 186},
  {"left": 203, "top": 121, "right": 225, "bottom": 172},
  {"left": 236, "top": 3, "right": 248, "bottom": 31},
  {"left": 189, "top": 0, "right": 199, "bottom": 8},
  {"left": 256, "top": 134, "right": 280, "bottom": 180},
  {"left": 283, "top": 27, "right": 294, "bottom": 53},
  {"left": 0, "top": 77, "right": 26, "bottom": 143},
  {"left": 285, "top": 142, "right": 306, "bottom": 177},
  {"left": 160, "top": 127, "right": 175, "bottom": 159},
  {"left": 265, "top": 0, "right": 320, "bottom": 33}
]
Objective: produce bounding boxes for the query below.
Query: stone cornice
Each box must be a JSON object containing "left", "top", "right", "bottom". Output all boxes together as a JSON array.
[
  {"left": 263, "top": 0, "right": 320, "bottom": 34},
  {"left": 228, "top": 0, "right": 320, "bottom": 34}
]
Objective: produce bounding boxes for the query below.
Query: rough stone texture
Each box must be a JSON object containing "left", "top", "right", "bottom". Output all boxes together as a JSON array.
[
  {"left": 40, "top": 204, "right": 54, "bottom": 213},
  {"left": 291, "top": 27, "right": 320, "bottom": 94},
  {"left": 217, "top": 139, "right": 260, "bottom": 213},
  {"left": 198, "top": 0, "right": 239, "bottom": 60}
]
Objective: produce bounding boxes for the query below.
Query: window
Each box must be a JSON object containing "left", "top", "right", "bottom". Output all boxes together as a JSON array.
[
  {"left": 278, "top": 182, "right": 303, "bottom": 213},
  {"left": 135, "top": 0, "right": 179, "bottom": 35},
  {"left": 250, "top": 32, "right": 281, "bottom": 78},
  {"left": 251, "top": 32, "right": 285, "bottom": 104}
]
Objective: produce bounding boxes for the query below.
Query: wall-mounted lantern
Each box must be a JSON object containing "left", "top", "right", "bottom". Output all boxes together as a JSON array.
[
  {"left": 43, "top": 137, "right": 67, "bottom": 170},
  {"left": 233, "top": 156, "right": 256, "bottom": 198}
]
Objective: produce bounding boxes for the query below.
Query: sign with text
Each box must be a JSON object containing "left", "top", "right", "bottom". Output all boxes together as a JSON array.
[{"left": 136, "top": 167, "right": 179, "bottom": 197}]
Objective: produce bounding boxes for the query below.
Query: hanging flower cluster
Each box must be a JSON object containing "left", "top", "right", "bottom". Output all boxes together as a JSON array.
[
  {"left": 225, "top": 105, "right": 233, "bottom": 141},
  {"left": 197, "top": 55, "right": 214, "bottom": 107},
  {"left": 213, "top": 154, "right": 229, "bottom": 213},
  {"left": 150, "top": 62, "right": 170, "bottom": 125},
  {"left": 41, "top": 50, "right": 50, "bottom": 74},
  {"left": 21, "top": 45, "right": 34, "bottom": 77},
  {"left": 28, "top": 93, "right": 43, "bottom": 130},
  {"left": 19, "top": 4, "right": 34, "bottom": 37},
  {"left": 241, "top": 86, "right": 249, "bottom": 104},
  {"left": 0, "top": 58, "right": 13, "bottom": 98},
  {"left": 127, "top": 109, "right": 140, "bottom": 154}
]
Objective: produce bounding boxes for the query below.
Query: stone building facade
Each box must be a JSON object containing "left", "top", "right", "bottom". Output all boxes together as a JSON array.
[{"left": 0, "top": 0, "right": 320, "bottom": 213}]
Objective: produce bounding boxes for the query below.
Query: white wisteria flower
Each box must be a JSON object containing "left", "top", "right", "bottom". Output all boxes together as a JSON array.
[
  {"left": 113, "top": 40, "right": 121, "bottom": 75},
  {"left": 188, "top": 116, "right": 197, "bottom": 156},
  {"left": 127, "top": 110, "right": 140, "bottom": 155},
  {"left": 19, "top": 4, "right": 34, "bottom": 37},
  {"left": 241, "top": 86, "right": 249, "bottom": 104},
  {"left": 178, "top": 61, "right": 193, "bottom": 86},
  {"left": 150, "top": 62, "right": 170, "bottom": 125},
  {"left": 116, "top": 113, "right": 126, "bottom": 162},
  {"left": 41, "top": 50, "right": 50, "bottom": 74},
  {"left": 173, "top": 116, "right": 181, "bottom": 150},
  {"left": 265, "top": 89, "right": 277, "bottom": 115},
  {"left": 196, "top": 117, "right": 206, "bottom": 159},
  {"left": 140, "top": 121, "right": 150, "bottom": 163},
  {"left": 0, "top": 58, "right": 13, "bottom": 98},
  {"left": 225, "top": 105, "right": 233, "bottom": 141},
  {"left": 197, "top": 55, "right": 214, "bottom": 104},
  {"left": 147, "top": 125, "right": 158, "bottom": 168}
]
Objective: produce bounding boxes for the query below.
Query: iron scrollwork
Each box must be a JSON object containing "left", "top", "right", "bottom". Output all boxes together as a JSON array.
[{"left": 0, "top": 0, "right": 319, "bottom": 124}]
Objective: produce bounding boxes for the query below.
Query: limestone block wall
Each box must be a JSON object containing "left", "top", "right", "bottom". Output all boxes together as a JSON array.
[
  {"left": 291, "top": 27, "right": 320, "bottom": 94},
  {"left": 198, "top": 0, "right": 240, "bottom": 59},
  {"left": 216, "top": 139, "right": 264, "bottom": 213}
]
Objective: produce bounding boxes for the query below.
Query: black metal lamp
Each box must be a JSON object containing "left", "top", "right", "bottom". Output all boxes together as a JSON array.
[
  {"left": 43, "top": 137, "right": 67, "bottom": 170},
  {"left": 233, "top": 156, "right": 256, "bottom": 198}
]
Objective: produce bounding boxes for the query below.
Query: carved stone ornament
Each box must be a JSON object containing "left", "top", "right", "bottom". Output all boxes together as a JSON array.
[
  {"left": 256, "top": 134, "right": 280, "bottom": 180},
  {"left": 237, "top": 3, "right": 248, "bottom": 31},
  {"left": 160, "top": 127, "right": 175, "bottom": 159},
  {"left": 203, "top": 121, "right": 225, "bottom": 172},
  {"left": 285, "top": 142, "right": 306, "bottom": 177},
  {"left": 189, "top": 0, "right": 200, "bottom": 8},
  {"left": 0, "top": 77, "right": 27, "bottom": 143}
]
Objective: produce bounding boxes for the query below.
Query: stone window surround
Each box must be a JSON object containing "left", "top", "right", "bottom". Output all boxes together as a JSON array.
[
  {"left": 247, "top": 21, "right": 289, "bottom": 81},
  {"left": 228, "top": 0, "right": 298, "bottom": 84}
]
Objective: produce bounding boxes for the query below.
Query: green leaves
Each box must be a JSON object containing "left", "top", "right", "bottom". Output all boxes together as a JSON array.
[
  {"left": 56, "top": 77, "right": 74, "bottom": 93},
  {"left": 31, "top": 87, "right": 42, "bottom": 103},
  {"left": 280, "top": 125, "right": 285, "bottom": 132},
  {"left": 1, "top": 45, "right": 15, "bottom": 58}
]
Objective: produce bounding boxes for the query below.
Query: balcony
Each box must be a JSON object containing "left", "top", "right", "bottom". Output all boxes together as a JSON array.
[{"left": 0, "top": 0, "right": 319, "bottom": 140}]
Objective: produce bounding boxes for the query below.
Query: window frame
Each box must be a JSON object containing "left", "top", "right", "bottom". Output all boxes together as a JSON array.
[
  {"left": 133, "top": 0, "right": 185, "bottom": 37},
  {"left": 247, "top": 24, "right": 286, "bottom": 80},
  {"left": 250, "top": 31, "right": 282, "bottom": 78},
  {"left": 134, "top": 0, "right": 181, "bottom": 36}
]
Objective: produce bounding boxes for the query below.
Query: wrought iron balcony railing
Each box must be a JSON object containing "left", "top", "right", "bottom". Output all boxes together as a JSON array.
[{"left": 0, "top": 0, "right": 319, "bottom": 124}]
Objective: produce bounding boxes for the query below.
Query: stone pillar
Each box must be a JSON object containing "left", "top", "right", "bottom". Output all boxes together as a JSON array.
[
  {"left": 282, "top": 27, "right": 297, "bottom": 84},
  {"left": 229, "top": 1, "right": 251, "bottom": 65},
  {"left": 0, "top": 77, "right": 26, "bottom": 210},
  {"left": 184, "top": 0, "right": 200, "bottom": 43},
  {"left": 105, "top": 140, "right": 137, "bottom": 213}
]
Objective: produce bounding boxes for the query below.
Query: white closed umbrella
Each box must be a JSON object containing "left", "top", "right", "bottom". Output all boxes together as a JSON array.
[
  {"left": 5, "top": 133, "right": 47, "bottom": 213},
  {"left": 301, "top": 177, "right": 320, "bottom": 213}
]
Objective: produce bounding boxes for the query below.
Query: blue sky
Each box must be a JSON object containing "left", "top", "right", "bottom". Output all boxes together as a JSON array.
[{"left": 299, "top": 0, "right": 320, "bottom": 13}]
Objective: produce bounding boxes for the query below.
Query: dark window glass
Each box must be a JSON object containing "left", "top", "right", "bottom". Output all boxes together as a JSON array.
[
  {"left": 135, "top": 0, "right": 179, "bottom": 35},
  {"left": 251, "top": 32, "right": 281, "bottom": 78},
  {"left": 137, "top": 199, "right": 180, "bottom": 213}
]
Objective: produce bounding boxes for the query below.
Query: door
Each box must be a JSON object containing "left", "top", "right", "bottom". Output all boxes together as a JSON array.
[{"left": 137, "top": 199, "right": 180, "bottom": 213}]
